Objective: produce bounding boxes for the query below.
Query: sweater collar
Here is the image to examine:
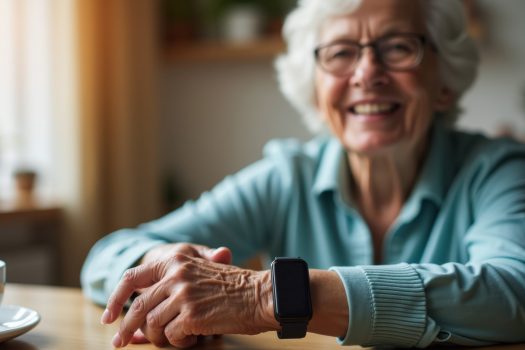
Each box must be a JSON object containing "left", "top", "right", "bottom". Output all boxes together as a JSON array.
[{"left": 312, "top": 122, "right": 452, "bottom": 210}]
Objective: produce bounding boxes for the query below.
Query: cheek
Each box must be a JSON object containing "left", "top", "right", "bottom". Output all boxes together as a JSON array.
[
  {"left": 315, "top": 74, "right": 349, "bottom": 137},
  {"left": 315, "top": 73, "right": 348, "bottom": 112}
]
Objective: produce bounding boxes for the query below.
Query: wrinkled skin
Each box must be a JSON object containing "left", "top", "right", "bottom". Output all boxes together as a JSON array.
[{"left": 101, "top": 244, "right": 274, "bottom": 348}]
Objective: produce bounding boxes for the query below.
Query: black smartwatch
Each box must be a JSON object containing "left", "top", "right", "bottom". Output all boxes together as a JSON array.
[{"left": 271, "top": 257, "right": 313, "bottom": 339}]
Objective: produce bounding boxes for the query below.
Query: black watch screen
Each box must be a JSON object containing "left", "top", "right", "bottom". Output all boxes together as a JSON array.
[{"left": 271, "top": 257, "right": 313, "bottom": 338}]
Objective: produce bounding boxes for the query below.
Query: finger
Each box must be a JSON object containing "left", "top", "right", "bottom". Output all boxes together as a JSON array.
[
  {"left": 189, "top": 244, "right": 230, "bottom": 264},
  {"left": 141, "top": 296, "right": 180, "bottom": 347},
  {"left": 104, "top": 262, "right": 163, "bottom": 324},
  {"left": 210, "top": 247, "right": 232, "bottom": 265},
  {"left": 175, "top": 243, "right": 208, "bottom": 258},
  {"left": 164, "top": 321, "right": 198, "bottom": 349},
  {"left": 130, "top": 329, "right": 150, "bottom": 344},
  {"left": 140, "top": 324, "right": 169, "bottom": 348},
  {"left": 116, "top": 284, "right": 168, "bottom": 347},
  {"left": 173, "top": 335, "right": 198, "bottom": 349},
  {"left": 163, "top": 310, "right": 203, "bottom": 349}
]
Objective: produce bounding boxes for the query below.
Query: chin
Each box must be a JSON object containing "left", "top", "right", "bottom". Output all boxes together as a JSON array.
[{"left": 341, "top": 130, "right": 405, "bottom": 156}]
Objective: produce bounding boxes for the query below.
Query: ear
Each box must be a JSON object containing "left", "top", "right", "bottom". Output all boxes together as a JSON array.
[{"left": 434, "top": 86, "right": 456, "bottom": 112}]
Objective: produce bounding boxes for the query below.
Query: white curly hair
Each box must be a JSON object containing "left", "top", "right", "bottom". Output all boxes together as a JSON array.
[{"left": 275, "top": 0, "right": 480, "bottom": 133}]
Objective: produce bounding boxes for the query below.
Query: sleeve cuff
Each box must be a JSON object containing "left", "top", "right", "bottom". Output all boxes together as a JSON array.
[{"left": 330, "top": 263, "right": 426, "bottom": 347}]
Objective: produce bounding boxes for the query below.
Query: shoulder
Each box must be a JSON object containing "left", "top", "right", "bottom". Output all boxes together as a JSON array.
[
  {"left": 446, "top": 128, "right": 525, "bottom": 193},
  {"left": 448, "top": 128, "right": 525, "bottom": 170},
  {"left": 221, "top": 136, "right": 338, "bottom": 194}
]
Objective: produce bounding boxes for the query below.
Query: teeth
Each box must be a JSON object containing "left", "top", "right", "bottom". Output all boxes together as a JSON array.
[{"left": 353, "top": 103, "right": 395, "bottom": 114}]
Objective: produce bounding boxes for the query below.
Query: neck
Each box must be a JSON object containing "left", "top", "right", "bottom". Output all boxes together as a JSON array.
[
  {"left": 347, "top": 137, "right": 429, "bottom": 234},
  {"left": 349, "top": 152, "right": 414, "bottom": 208}
]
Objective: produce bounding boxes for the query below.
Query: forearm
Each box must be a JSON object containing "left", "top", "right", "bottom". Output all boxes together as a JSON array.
[
  {"left": 308, "top": 270, "right": 349, "bottom": 338},
  {"left": 330, "top": 261, "right": 525, "bottom": 348}
]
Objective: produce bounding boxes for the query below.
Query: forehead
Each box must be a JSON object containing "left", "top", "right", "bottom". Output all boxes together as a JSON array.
[{"left": 318, "top": 0, "right": 425, "bottom": 42}]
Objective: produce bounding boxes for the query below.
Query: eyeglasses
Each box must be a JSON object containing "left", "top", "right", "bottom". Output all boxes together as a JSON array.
[{"left": 314, "top": 33, "right": 427, "bottom": 77}]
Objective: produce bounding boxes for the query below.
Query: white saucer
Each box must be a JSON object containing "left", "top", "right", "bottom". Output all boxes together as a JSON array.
[{"left": 0, "top": 305, "right": 40, "bottom": 343}]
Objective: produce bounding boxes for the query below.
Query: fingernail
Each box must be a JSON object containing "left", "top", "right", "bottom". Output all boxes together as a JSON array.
[
  {"left": 112, "top": 333, "right": 123, "bottom": 348},
  {"left": 101, "top": 309, "right": 111, "bottom": 324}
]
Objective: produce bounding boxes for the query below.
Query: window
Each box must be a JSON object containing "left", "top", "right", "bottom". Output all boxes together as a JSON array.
[{"left": 0, "top": 0, "right": 55, "bottom": 200}]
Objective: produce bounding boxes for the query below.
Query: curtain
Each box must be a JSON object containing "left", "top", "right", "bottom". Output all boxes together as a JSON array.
[
  {"left": 0, "top": 0, "right": 55, "bottom": 199},
  {"left": 56, "top": 0, "right": 162, "bottom": 286}
]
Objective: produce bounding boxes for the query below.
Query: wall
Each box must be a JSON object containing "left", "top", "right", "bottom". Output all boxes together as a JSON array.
[
  {"left": 160, "top": 0, "right": 525, "bottom": 203},
  {"left": 459, "top": 0, "right": 525, "bottom": 135},
  {"left": 160, "top": 60, "right": 310, "bottom": 201}
]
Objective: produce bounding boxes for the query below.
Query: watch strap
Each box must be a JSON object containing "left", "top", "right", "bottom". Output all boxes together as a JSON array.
[{"left": 277, "top": 322, "right": 308, "bottom": 339}]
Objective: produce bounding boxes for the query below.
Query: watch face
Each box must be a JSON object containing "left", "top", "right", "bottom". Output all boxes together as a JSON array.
[{"left": 272, "top": 258, "right": 312, "bottom": 319}]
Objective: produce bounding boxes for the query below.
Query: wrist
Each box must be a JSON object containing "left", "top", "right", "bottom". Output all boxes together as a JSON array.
[
  {"left": 308, "top": 270, "right": 349, "bottom": 338},
  {"left": 253, "top": 270, "right": 279, "bottom": 331}
]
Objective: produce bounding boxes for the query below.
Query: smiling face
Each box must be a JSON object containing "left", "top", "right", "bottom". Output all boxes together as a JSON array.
[{"left": 315, "top": 0, "right": 451, "bottom": 156}]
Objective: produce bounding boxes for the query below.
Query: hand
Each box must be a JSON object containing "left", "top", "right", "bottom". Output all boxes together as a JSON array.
[
  {"left": 141, "top": 242, "right": 233, "bottom": 266},
  {"left": 102, "top": 243, "right": 233, "bottom": 347},
  {"left": 140, "top": 243, "right": 233, "bottom": 347},
  {"left": 101, "top": 253, "right": 276, "bottom": 348}
]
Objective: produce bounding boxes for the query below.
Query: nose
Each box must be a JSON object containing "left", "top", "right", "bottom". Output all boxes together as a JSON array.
[{"left": 349, "top": 48, "right": 389, "bottom": 89}]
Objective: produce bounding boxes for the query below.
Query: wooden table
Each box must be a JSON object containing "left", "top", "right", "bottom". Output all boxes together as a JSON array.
[{"left": 2, "top": 284, "right": 524, "bottom": 350}]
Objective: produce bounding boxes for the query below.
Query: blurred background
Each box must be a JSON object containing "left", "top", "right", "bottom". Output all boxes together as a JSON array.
[{"left": 0, "top": 0, "right": 524, "bottom": 287}]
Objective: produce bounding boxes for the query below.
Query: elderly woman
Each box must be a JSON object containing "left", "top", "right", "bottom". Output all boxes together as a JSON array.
[{"left": 82, "top": 0, "right": 525, "bottom": 348}]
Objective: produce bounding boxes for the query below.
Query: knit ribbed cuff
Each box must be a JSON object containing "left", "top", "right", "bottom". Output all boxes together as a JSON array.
[{"left": 331, "top": 263, "right": 426, "bottom": 347}]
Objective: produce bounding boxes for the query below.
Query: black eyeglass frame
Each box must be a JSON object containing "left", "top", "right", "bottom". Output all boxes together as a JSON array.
[{"left": 313, "top": 33, "right": 429, "bottom": 76}]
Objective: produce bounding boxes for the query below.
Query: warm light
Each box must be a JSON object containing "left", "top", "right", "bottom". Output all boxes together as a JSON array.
[
  {"left": 0, "top": 0, "right": 54, "bottom": 199},
  {"left": 0, "top": 0, "right": 18, "bottom": 198}
]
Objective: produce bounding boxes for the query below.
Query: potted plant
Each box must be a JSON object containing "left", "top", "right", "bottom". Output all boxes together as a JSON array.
[{"left": 13, "top": 168, "right": 38, "bottom": 206}]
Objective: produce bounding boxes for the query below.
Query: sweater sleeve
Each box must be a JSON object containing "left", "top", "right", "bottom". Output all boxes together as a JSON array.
[
  {"left": 81, "top": 156, "right": 290, "bottom": 305},
  {"left": 330, "top": 264, "right": 428, "bottom": 347}
]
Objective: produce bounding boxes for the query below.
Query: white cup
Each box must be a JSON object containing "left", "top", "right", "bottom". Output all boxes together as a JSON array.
[{"left": 0, "top": 260, "right": 5, "bottom": 305}]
